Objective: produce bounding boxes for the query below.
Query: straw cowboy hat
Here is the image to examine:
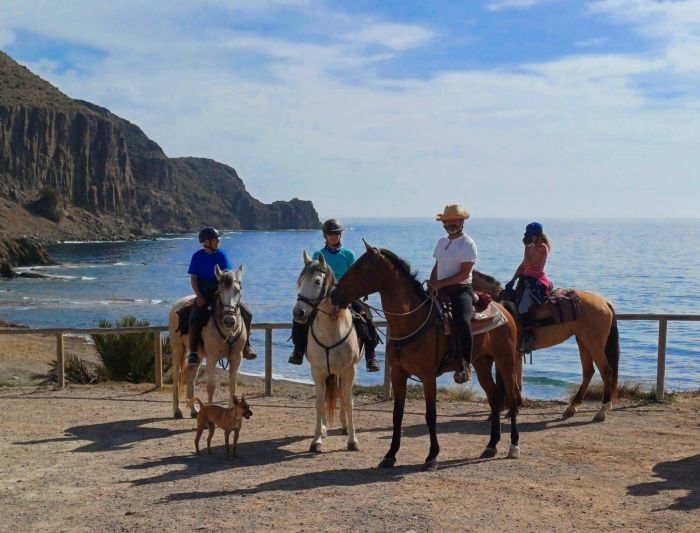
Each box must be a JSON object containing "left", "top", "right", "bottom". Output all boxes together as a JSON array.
[{"left": 435, "top": 204, "right": 470, "bottom": 221}]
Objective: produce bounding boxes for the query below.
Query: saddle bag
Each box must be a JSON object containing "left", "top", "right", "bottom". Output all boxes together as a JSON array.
[{"left": 548, "top": 289, "right": 581, "bottom": 324}]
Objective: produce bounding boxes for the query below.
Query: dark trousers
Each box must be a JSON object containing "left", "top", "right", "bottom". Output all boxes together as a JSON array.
[
  {"left": 291, "top": 301, "right": 378, "bottom": 361},
  {"left": 448, "top": 285, "right": 474, "bottom": 366},
  {"left": 188, "top": 296, "right": 254, "bottom": 354}
]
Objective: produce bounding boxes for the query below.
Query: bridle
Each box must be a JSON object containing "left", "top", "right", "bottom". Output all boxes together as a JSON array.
[{"left": 213, "top": 279, "right": 244, "bottom": 354}]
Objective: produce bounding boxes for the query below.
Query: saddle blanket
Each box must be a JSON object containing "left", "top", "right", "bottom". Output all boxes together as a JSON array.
[
  {"left": 472, "top": 302, "right": 508, "bottom": 336},
  {"left": 530, "top": 288, "right": 580, "bottom": 325}
]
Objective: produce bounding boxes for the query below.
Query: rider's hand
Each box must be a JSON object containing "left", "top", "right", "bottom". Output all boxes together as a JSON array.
[
  {"left": 196, "top": 295, "right": 206, "bottom": 307},
  {"left": 428, "top": 280, "right": 442, "bottom": 290}
]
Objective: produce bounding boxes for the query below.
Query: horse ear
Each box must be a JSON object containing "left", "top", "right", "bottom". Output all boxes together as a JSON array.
[
  {"left": 317, "top": 253, "right": 326, "bottom": 266},
  {"left": 234, "top": 264, "right": 243, "bottom": 281},
  {"left": 303, "top": 250, "right": 312, "bottom": 265},
  {"left": 215, "top": 264, "right": 222, "bottom": 280},
  {"left": 363, "top": 239, "right": 377, "bottom": 254}
]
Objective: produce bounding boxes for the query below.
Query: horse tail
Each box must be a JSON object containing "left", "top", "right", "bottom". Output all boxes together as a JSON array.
[
  {"left": 186, "top": 397, "right": 203, "bottom": 411},
  {"left": 605, "top": 302, "right": 620, "bottom": 401},
  {"left": 324, "top": 374, "right": 339, "bottom": 426}
]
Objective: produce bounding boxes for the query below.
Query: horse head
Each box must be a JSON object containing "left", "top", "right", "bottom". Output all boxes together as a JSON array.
[
  {"left": 331, "top": 240, "right": 386, "bottom": 308},
  {"left": 215, "top": 264, "right": 243, "bottom": 329},
  {"left": 293, "top": 251, "right": 334, "bottom": 324}
]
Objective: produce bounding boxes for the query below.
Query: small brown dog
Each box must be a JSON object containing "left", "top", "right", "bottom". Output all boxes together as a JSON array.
[{"left": 186, "top": 396, "right": 252, "bottom": 458}]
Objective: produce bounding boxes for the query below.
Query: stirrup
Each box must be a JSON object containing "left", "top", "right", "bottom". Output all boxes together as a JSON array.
[
  {"left": 366, "top": 358, "right": 381, "bottom": 372},
  {"left": 187, "top": 352, "right": 199, "bottom": 366},
  {"left": 288, "top": 351, "right": 304, "bottom": 365},
  {"left": 243, "top": 345, "right": 257, "bottom": 360}
]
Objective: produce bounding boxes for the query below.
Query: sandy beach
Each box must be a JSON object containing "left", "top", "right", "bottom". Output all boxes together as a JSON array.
[{"left": 0, "top": 333, "right": 699, "bottom": 532}]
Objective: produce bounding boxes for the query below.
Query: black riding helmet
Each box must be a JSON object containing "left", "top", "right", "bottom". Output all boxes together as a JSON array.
[
  {"left": 198, "top": 227, "right": 220, "bottom": 243},
  {"left": 322, "top": 219, "right": 343, "bottom": 235}
]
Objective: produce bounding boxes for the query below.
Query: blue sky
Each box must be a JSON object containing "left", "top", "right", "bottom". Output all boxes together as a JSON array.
[{"left": 1, "top": 0, "right": 699, "bottom": 218}]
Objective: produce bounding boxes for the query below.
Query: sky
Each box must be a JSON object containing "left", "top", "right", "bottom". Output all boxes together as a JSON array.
[{"left": 1, "top": 0, "right": 699, "bottom": 219}]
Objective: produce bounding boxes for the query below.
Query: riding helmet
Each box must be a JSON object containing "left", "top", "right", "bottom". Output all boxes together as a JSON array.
[
  {"left": 198, "top": 227, "right": 220, "bottom": 243},
  {"left": 524, "top": 222, "right": 543, "bottom": 236},
  {"left": 322, "top": 219, "right": 344, "bottom": 235}
]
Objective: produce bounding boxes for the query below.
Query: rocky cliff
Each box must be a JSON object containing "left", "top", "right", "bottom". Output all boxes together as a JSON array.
[{"left": 0, "top": 51, "right": 320, "bottom": 246}]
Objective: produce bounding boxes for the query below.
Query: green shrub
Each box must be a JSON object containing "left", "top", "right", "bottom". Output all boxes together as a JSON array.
[
  {"left": 92, "top": 315, "right": 158, "bottom": 383},
  {"left": 28, "top": 187, "right": 63, "bottom": 222},
  {"left": 32, "top": 353, "right": 104, "bottom": 385}
]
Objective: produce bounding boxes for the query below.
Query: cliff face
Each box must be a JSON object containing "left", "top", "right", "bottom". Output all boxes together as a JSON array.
[{"left": 0, "top": 51, "right": 320, "bottom": 243}]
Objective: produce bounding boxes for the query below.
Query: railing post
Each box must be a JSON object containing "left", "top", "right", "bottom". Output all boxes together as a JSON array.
[
  {"left": 656, "top": 319, "right": 667, "bottom": 402},
  {"left": 56, "top": 332, "right": 65, "bottom": 389},
  {"left": 383, "top": 327, "right": 392, "bottom": 401},
  {"left": 265, "top": 328, "right": 273, "bottom": 397},
  {"left": 153, "top": 331, "right": 162, "bottom": 389}
]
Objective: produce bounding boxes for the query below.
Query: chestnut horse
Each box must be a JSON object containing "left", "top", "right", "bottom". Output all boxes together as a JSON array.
[
  {"left": 332, "top": 242, "right": 521, "bottom": 470},
  {"left": 472, "top": 271, "right": 620, "bottom": 422}
]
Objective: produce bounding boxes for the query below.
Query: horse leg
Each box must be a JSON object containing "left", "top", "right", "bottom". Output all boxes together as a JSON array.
[
  {"left": 339, "top": 379, "right": 348, "bottom": 436},
  {"left": 422, "top": 377, "right": 439, "bottom": 471},
  {"left": 310, "top": 368, "right": 326, "bottom": 453},
  {"left": 593, "top": 354, "right": 614, "bottom": 423},
  {"left": 564, "top": 337, "right": 595, "bottom": 419},
  {"left": 340, "top": 370, "right": 359, "bottom": 451},
  {"left": 379, "top": 369, "right": 407, "bottom": 469},
  {"left": 473, "top": 357, "right": 498, "bottom": 422},
  {"left": 172, "top": 339, "right": 184, "bottom": 419},
  {"left": 228, "top": 354, "right": 242, "bottom": 407},
  {"left": 186, "top": 362, "right": 200, "bottom": 418},
  {"left": 206, "top": 353, "right": 217, "bottom": 404},
  {"left": 476, "top": 357, "right": 501, "bottom": 459},
  {"left": 497, "top": 359, "right": 521, "bottom": 459}
]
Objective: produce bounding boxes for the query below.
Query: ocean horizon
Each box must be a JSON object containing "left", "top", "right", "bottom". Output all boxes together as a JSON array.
[{"left": 2, "top": 217, "right": 699, "bottom": 399}]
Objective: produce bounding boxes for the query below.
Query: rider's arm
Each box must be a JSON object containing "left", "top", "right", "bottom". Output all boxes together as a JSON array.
[
  {"left": 430, "top": 263, "right": 437, "bottom": 282},
  {"left": 432, "top": 262, "right": 474, "bottom": 289}
]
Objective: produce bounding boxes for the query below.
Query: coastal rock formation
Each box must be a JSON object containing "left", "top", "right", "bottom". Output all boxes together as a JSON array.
[
  {"left": 0, "top": 51, "right": 320, "bottom": 249},
  {"left": 0, "top": 236, "right": 52, "bottom": 277}
]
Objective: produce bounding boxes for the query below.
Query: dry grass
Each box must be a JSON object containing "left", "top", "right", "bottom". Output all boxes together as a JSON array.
[
  {"left": 574, "top": 380, "right": 659, "bottom": 402},
  {"left": 353, "top": 382, "right": 479, "bottom": 402}
]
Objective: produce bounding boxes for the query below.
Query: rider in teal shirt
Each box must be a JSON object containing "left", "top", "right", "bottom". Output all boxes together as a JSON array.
[{"left": 289, "top": 219, "right": 380, "bottom": 372}]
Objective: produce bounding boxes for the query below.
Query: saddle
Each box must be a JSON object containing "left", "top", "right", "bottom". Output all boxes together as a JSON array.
[
  {"left": 435, "top": 289, "right": 508, "bottom": 372},
  {"left": 526, "top": 288, "right": 580, "bottom": 326}
]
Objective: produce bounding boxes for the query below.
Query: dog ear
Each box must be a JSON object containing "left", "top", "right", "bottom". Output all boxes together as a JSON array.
[{"left": 232, "top": 395, "right": 239, "bottom": 405}]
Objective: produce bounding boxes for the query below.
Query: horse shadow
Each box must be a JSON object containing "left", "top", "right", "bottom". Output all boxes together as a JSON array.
[
  {"left": 13, "top": 417, "right": 189, "bottom": 453},
  {"left": 627, "top": 454, "right": 700, "bottom": 511},
  {"left": 162, "top": 464, "right": 412, "bottom": 502}
]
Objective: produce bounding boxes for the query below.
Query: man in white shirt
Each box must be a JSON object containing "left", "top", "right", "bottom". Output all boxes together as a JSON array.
[{"left": 429, "top": 204, "right": 477, "bottom": 384}]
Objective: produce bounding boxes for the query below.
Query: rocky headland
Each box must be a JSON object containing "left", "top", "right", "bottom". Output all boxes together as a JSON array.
[{"left": 0, "top": 51, "right": 320, "bottom": 275}]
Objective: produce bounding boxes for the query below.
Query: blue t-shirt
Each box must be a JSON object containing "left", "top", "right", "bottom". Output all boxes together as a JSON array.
[
  {"left": 313, "top": 246, "right": 356, "bottom": 280},
  {"left": 188, "top": 249, "right": 232, "bottom": 282}
]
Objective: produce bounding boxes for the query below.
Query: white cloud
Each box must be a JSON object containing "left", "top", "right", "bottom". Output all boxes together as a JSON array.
[
  {"left": 485, "top": 0, "right": 546, "bottom": 11},
  {"left": 0, "top": 27, "right": 14, "bottom": 48},
  {"left": 1, "top": 1, "right": 699, "bottom": 217},
  {"left": 341, "top": 23, "right": 435, "bottom": 51}
]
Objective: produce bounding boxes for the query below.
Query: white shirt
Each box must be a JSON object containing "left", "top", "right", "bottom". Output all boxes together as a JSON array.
[{"left": 433, "top": 234, "right": 478, "bottom": 285}]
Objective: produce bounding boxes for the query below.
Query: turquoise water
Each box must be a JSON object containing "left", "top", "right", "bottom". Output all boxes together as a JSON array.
[{"left": 1, "top": 218, "right": 699, "bottom": 399}]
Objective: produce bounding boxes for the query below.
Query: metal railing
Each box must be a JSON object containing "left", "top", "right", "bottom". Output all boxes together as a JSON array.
[{"left": 1, "top": 314, "right": 698, "bottom": 401}]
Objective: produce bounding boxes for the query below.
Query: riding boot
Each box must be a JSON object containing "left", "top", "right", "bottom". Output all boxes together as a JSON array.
[
  {"left": 240, "top": 304, "right": 257, "bottom": 360},
  {"left": 288, "top": 321, "right": 308, "bottom": 365},
  {"left": 364, "top": 343, "right": 380, "bottom": 372}
]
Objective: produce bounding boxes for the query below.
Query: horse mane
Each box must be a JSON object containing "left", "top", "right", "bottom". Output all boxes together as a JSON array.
[
  {"left": 378, "top": 248, "right": 426, "bottom": 299},
  {"left": 297, "top": 261, "right": 336, "bottom": 287},
  {"left": 220, "top": 269, "right": 235, "bottom": 288},
  {"left": 474, "top": 270, "right": 503, "bottom": 289}
]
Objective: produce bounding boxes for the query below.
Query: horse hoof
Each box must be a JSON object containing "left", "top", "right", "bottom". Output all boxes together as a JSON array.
[
  {"left": 174, "top": 409, "right": 183, "bottom": 419},
  {"left": 507, "top": 445, "right": 520, "bottom": 459},
  {"left": 592, "top": 411, "right": 607, "bottom": 423},
  {"left": 422, "top": 459, "right": 438, "bottom": 471},
  {"left": 347, "top": 441, "right": 359, "bottom": 452},
  {"left": 480, "top": 447, "right": 497, "bottom": 459},
  {"left": 309, "top": 442, "right": 322, "bottom": 454},
  {"left": 321, "top": 428, "right": 327, "bottom": 438},
  {"left": 378, "top": 457, "right": 396, "bottom": 469},
  {"left": 504, "top": 409, "right": 518, "bottom": 419},
  {"left": 562, "top": 405, "right": 577, "bottom": 419},
  {"left": 341, "top": 427, "right": 349, "bottom": 436}
]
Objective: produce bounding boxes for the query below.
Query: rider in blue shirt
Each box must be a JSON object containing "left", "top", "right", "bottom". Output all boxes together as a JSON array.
[
  {"left": 288, "top": 219, "right": 381, "bottom": 372},
  {"left": 187, "top": 227, "right": 257, "bottom": 365}
]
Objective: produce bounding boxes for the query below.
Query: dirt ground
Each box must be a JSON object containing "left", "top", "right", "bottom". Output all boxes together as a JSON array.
[{"left": 1, "top": 335, "right": 699, "bottom": 532}]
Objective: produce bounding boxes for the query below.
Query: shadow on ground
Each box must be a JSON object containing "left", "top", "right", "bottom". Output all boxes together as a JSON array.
[{"left": 627, "top": 454, "right": 700, "bottom": 511}]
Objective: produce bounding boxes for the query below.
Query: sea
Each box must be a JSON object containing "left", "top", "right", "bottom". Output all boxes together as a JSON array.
[{"left": 1, "top": 218, "right": 699, "bottom": 400}]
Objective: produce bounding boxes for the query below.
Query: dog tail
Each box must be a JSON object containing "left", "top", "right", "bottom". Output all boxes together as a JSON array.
[
  {"left": 186, "top": 397, "right": 203, "bottom": 412},
  {"left": 324, "top": 374, "right": 339, "bottom": 426}
]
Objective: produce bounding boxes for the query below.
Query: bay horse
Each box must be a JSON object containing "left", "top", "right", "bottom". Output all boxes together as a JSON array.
[
  {"left": 472, "top": 271, "right": 620, "bottom": 422},
  {"left": 168, "top": 265, "right": 247, "bottom": 419},
  {"left": 294, "top": 251, "right": 362, "bottom": 453},
  {"left": 331, "top": 242, "right": 521, "bottom": 470}
]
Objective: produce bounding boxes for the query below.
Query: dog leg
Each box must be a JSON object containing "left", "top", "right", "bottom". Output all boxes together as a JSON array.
[
  {"left": 225, "top": 429, "right": 231, "bottom": 458},
  {"left": 194, "top": 419, "right": 205, "bottom": 455},
  {"left": 233, "top": 428, "right": 240, "bottom": 458},
  {"left": 206, "top": 421, "right": 215, "bottom": 454}
]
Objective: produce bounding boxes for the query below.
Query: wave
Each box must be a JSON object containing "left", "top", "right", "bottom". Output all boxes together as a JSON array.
[{"left": 18, "top": 262, "right": 133, "bottom": 270}]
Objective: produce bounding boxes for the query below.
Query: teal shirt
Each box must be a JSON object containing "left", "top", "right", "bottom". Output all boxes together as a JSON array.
[{"left": 313, "top": 246, "right": 356, "bottom": 280}]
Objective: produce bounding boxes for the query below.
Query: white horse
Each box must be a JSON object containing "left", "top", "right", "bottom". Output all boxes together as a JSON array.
[
  {"left": 168, "top": 265, "right": 247, "bottom": 419},
  {"left": 293, "top": 251, "right": 362, "bottom": 453}
]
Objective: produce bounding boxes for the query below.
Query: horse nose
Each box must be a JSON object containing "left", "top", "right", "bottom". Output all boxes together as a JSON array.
[
  {"left": 293, "top": 307, "right": 306, "bottom": 321},
  {"left": 223, "top": 315, "right": 235, "bottom": 328}
]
